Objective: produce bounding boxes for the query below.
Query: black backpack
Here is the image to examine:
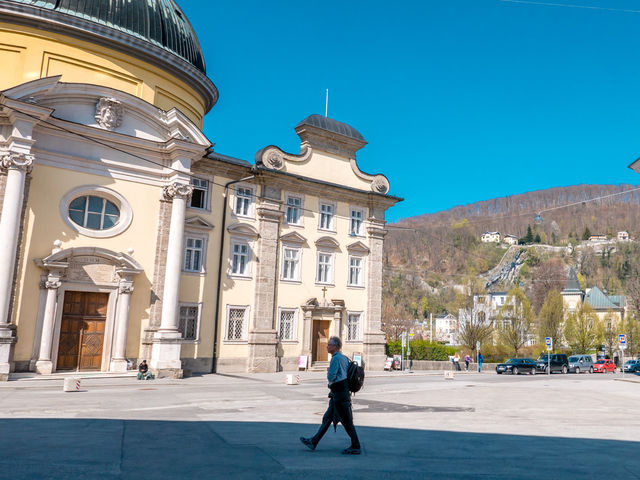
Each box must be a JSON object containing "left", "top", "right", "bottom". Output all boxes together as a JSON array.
[{"left": 347, "top": 361, "right": 365, "bottom": 393}]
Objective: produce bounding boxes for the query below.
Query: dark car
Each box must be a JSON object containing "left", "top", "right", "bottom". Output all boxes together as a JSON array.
[
  {"left": 496, "top": 358, "right": 537, "bottom": 375},
  {"left": 536, "top": 353, "right": 569, "bottom": 374},
  {"left": 623, "top": 359, "right": 640, "bottom": 373}
]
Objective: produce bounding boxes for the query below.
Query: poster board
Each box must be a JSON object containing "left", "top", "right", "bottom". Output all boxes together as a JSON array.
[
  {"left": 297, "top": 355, "right": 308, "bottom": 370},
  {"left": 384, "top": 357, "right": 393, "bottom": 370},
  {"left": 393, "top": 355, "right": 402, "bottom": 370},
  {"left": 352, "top": 353, "right": 362, "bottom": 366}
]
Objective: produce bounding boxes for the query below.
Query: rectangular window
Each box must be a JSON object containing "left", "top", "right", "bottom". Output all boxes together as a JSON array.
[
  {"left": 350, "top": 208, "right": 364, "bottom": 236},
  {"left": 231, "top": 241, "right": 249, "bottom": 276},
  {"left": 279, "top": 309, "right": 296, "bottom": 341},
  {"left": 347, "top": 313, "right": 362, "bottom": 341},
  {"left": 319, "top": 202, "right": 334, "bottom": 231},
  {"left": 286, "top": 195, "right": 302, "bottom": 225},
  {"left": 317, "top": 252, "right": 333, "bottom": 284},
  {"left": 282, "top": 247, "right": 300, "bottom": 281},
  {"left": 190, "top": 178, "right": 208, "bottom": 209},
  {"left": 178, "top": 304, "right": 199, "bottom": 340},
  {"left": 234, "top": 186, "right": 254, "bottom": 217},
  {"left": 348, "top": 255, "right": 363, "bottom": 286},
  {"left": 226, "top": 306, "right": 248, "bottom": 341},
  {"left": 184, "top": 237, "right": 204, "bottom": 272}
]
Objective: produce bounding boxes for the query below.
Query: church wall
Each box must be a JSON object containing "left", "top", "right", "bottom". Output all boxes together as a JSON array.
[
  {"left": 11, "top": 164, "right": 160, "bottom": 363},
  {"left": 0, "top": 24, "right": 206, "bottom": 126}
]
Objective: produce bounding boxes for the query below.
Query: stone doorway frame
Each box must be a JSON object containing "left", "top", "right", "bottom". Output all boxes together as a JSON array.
[
  {"left": 300, "top": 297, "right": 344, "bottom": 362},
  {"left": 34, "top": 246, "right": 142, "bottom": 374}
]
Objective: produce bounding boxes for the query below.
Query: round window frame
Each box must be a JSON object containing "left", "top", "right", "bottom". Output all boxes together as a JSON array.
[{"left": 60, "top": 186, "right": 133, "bottom": 238}]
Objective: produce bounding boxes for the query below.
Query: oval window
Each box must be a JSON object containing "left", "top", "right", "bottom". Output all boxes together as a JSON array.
[{"left": 68, "top": 195, "right": 120, "bottom": 230}]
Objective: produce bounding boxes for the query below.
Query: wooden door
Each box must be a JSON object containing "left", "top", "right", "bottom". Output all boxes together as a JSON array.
[
  {"left": 57, "top": 291, "right": 108, "bottom": 371},
  {"left": 312, "top": 321, "right": 330, "bottom": 362}
]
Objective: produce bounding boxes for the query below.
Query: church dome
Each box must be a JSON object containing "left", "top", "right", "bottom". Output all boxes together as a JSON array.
[{"left": 0, "top": 0, "right": 217, "bottom": 111}]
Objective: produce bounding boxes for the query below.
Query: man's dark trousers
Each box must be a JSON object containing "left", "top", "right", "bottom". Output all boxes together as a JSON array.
[{"left": 311, "top": 380, "right": 360, "bottom": 448}]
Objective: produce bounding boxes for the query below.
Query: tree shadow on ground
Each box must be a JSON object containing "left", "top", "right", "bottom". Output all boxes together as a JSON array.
[{"left": 0, "top": 418, "right": 638, "bottom": 480}]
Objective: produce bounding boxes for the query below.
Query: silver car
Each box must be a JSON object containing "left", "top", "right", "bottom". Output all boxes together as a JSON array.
[{"left": 568, "top": 354, "right": 593, "bottom": 374}]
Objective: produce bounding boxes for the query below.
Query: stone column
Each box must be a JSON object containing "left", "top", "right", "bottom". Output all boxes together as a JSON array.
[
  {"left": 332, "top": 301, "right": 344, "bottom": 339},
  {"left": 110, "top": 282, "right": 134, "bottom": 373},
  {"left": 0, "top": 152, "right": 33, "bottom": 379},
  {"left": 247, "top": 189, "right": 282, "bottom": 373},
  {"left": 150, "top": 182, "right": 192, "bottom": 378},
  {"left": 301, "top": 308, "right": 313, "bottom": 358},
  {"left": 363, "top": 222, "right": 387, "bottom": 370},
  {"left": 35, "top": 272, "right": 62, "bottom": 375}
]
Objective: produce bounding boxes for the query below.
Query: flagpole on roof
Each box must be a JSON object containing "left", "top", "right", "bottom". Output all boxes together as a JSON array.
[{"left": 325, "top": 89, "right": 329, "bottom": 117}]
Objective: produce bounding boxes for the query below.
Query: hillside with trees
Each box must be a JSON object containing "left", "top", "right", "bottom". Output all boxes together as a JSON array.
[{"left": 382, "top": 184, "right": 640, "bottom": 348}]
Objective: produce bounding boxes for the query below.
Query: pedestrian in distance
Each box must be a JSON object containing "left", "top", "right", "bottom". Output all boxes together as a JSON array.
[
  {"left": 300, "top": 336, "right": 361, "bottom": 455},
  {"left": 453, "top": 353, "right": 461, "bottom": 371},
  {"left": 464, "top": 354, "right": 471, "bottom": 371},
  {"left": 478, "top": 352, "right": 484, "bottom": 373},
  {"left": 137, "top": 360, "right": 154, "bottom": 380}
]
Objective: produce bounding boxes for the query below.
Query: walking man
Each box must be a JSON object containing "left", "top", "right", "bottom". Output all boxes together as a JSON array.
[
  {"left": 478, "top": 351, "right": 484, "bottom": 373},
  {"left": 300, "top": 336, "right": 361, "bottom": 454}
]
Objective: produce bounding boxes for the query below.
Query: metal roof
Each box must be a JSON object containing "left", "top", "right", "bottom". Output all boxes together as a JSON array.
[
  {"left": 4, "top": 0, "right": 206, "bottom": 73},
  {"left": 296, "top": 114, "right": 366, "bottom": 143},
  {"left": 584, "top": 287, "right": 622, "bottom": 311},
  {"left": 563, "top": 268, "right": 582, "bottom": 293}
]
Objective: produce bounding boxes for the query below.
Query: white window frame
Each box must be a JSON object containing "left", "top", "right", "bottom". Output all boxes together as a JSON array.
[
  {"left": 349, "top": 207, "right": 365, "bottom": 237},
  {"left": 284, "top": 193, "right": 304, "bottom": 226},
  {"left": 229, "top": 238, "right": 251, "bottom": 278},
  {"left": 281, "top": 245, "right": 302, "bottom": 282},
  {"left": 278, "top": 307, "right": 298, "bottom": 342},
  {"left": 346, "top": 311, "right": 363, "bottom": 342},
  {"left": 347, "top": 254, "right": 365, "bottom": 287},
  {"left": 316, "top": 251, "right": 334, "bottom": 285},
  {"left": 183, "top": 234, "right": 207, "bottom": 273},
  {"left": 225, "top": 305, "right": 250, "bottom": 342},
  {"left": 318, "top": 201, "right": 336, "bottom": 232},
  {"left": 178, "top": 302, "right": 201, "bottom": 342},
  {"left": 232, "top": 184, "right": 255, "bottom": 219},
  {"left": 189, "top": 177, "right": 211, "bottom": 211}
]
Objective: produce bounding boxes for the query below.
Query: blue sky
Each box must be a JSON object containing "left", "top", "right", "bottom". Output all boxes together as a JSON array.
[{"left": 180, "top": 0, "right": 640, "bottom": 223}]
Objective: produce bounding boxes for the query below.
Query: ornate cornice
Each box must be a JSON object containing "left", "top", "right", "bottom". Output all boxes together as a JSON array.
[
  {"left": 255, "top": 145, "right": 312, "bottom": 171},
  {"left": 1, "top": 152, "right": 34, "bottom": 173},
  {"left": 163, "top": 182, "right": 193, "bottom": 201}
]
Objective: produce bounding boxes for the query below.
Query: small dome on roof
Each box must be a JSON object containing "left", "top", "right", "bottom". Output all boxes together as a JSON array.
[{"left": 296, "top": 114, "right": 366, "bottom": 143}]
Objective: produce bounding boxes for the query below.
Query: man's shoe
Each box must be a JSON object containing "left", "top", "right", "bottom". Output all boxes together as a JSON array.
[
  {"left": 300, "top": 437, "right": 316, "bottom": 451},
  {"left": 341, "top": 447, "right": 361, "bottom": 455}
]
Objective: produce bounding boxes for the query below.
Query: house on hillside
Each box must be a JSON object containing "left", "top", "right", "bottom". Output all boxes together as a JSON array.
[
  {"left": 617, "top": 231, "right": 630, "bottom": 241},
  {"left": 503, "top": 234, "right": 518, "bottom": 246},
  {"left": 434, "top": 313, "right": 458, "bottom": 344},
  {"left": 481, "top": 232, "right": 501, "bottom": 243},
  {"left": 589, "top": 235, "right": 607, "bottom": 242}
]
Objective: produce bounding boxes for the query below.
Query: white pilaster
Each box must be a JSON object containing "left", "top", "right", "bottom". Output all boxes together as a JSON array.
[
  {"left": 35, "top": 273, "right": 61, "bottom": 375},
  {"left": 151, "top": 181, "right": 192, "bottom": 377},
  {"left": 110, "top": 282, "right": 134, "bottom": 372}
]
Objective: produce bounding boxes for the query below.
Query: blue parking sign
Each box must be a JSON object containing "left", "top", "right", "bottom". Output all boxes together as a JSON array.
[
  {"left": 619, "top": 334, "right": 626, "bottom": 345},
  {"left": 545, "top": 337, "right": 552, "bottom": 349}
]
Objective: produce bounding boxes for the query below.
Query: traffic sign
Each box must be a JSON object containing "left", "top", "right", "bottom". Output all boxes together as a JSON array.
[
  {"left": 545, "top": 337, "right": 552, "bottom": 350},
  {"left": 619, "top": 334, "right": 626, "bottom": 345}
]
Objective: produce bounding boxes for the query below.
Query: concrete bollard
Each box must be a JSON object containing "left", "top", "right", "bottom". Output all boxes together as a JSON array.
[
  {"left": 63, "top": 377, "right": 81, "bottom": 392},
  {"left": 285, "top": 374, "right": 300, "bottom": 385}
]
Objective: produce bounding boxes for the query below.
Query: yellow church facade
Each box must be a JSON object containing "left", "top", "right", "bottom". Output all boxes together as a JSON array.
[{"left": 0, "top": 0, "right": 400, "bottom": 379}]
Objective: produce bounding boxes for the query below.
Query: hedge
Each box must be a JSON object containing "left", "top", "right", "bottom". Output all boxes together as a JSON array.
[{"left": 386, "top": 340, "right": 458, "bottom": 360}]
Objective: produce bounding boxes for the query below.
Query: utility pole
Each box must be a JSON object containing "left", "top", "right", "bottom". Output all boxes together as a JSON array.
[{"left": 430, "top": 312, "right": 433, "bottom": 342}]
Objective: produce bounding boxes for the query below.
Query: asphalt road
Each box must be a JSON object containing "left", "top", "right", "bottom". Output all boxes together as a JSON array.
[{"left": 1, "top": 370, "right": 638, "bottom": 479}]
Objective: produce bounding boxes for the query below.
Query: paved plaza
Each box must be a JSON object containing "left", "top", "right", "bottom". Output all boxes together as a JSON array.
[{"left": 1, "top": 370, "right": 639, "bottom": 479}]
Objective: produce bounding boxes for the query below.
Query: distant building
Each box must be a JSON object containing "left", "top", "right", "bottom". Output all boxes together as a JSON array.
[
  {"left": 588, "top": 235, "right": 607, "bottom": 242},
  {"left": 434, "top": 313, "right": 458, "bottom": 344},
  {"left": 481, "top": 232, "right": 501, "bottom": 243},
  {"left": 617, "top": 231, "right": 629, "bottom": 241},
  {"left": 561, "top": 269, "right": 626, "bottom": 322},
  {"left": 503, "top": 234, "right": 518, "bottom": 246}
]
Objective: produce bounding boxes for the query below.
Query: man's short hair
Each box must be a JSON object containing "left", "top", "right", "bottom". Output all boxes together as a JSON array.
[{"left": 328, "top": 336, "right": 342, "bottom": 349}]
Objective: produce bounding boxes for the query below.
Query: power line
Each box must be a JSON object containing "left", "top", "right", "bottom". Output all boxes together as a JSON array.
[{"left": 498, "top": 0, "right": 640, "bottom": 14}]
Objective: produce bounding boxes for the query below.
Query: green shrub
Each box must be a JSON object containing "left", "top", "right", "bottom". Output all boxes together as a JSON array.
[{"left": 385, "top": 340, "right": 457, "bottom": 360}]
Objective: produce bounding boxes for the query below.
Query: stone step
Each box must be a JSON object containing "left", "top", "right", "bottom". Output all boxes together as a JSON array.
[{"left": 308, "top": 361, "right": 329, "bottom": 372}]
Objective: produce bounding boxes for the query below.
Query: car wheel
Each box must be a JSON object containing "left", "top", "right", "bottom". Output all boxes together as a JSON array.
[
  {"left": 513, "top": 367, "right": 519, "bottom": 375},
  {"left": 497, "top": 371, "right": 502, "bottom": 374},
  {"left": 575, "top": 367, "right": 580, "bottom": 374},
  {"left": 589, "top": 367, "right": 593, "bottom": 374},
  {"left": 562, "top": 365, "right": 568, "bottom": 374},
  {"left": 531, "top": 368, "right": 536, "bottom": 375}
]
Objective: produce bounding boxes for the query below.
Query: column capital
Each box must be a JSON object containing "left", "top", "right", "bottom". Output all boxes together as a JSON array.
[
  {"left": 119, "top": 283, "right": 134, "bottom": 294},
  {"left": 163, "top": 182, "right": 193, "bottom": 201},
  {"left": 44, "top": 279, "right": 61, "bottom": 290},
  {"left": 367, "top": 225, "right": 387, "bottom": 240},
  {"left": 1, "top": 152, "right": 34, "bottom": 173}
]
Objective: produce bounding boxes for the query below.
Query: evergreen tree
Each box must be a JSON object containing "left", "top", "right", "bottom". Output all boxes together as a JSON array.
[
  {"left": 582, "top": 227, "right": 592, "bottom": 240},
  {"left": 525, "top": 225, "right": 534, "bottom": 244}
]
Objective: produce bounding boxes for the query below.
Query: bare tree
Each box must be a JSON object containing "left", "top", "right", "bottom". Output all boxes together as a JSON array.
[
  {"left": 530, "top": 258, "right": 566, "bottom": 313},
  {"left": 382, "top": 300, "right": 412, "bottom": 341},
  {"left": 497, "top": 287, "right": 533, "bottom": 357},
  {"left": 458, "top": 306, "right": 493, "bottom": 352}
]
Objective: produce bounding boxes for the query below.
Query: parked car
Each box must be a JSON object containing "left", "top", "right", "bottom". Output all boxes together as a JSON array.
[
  {"left": 623, "top": 359, "right": 640, "bottom": 373},
  {"left": 536, "top": 353, "right": 569, "bottom": 374},
  {"left": 568, "top": 354, "right": 594, "bottom": 374},
  {"left": 593, "top": 359, "right": 616, "bottom": 373},
  {"left": 496, "top": 358, "right": 537, "bottom": 375}
]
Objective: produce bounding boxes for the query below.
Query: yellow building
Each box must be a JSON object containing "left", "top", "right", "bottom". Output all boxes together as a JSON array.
[{"left": 0, "top": 0, "right": 400, "bottom": 379}]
